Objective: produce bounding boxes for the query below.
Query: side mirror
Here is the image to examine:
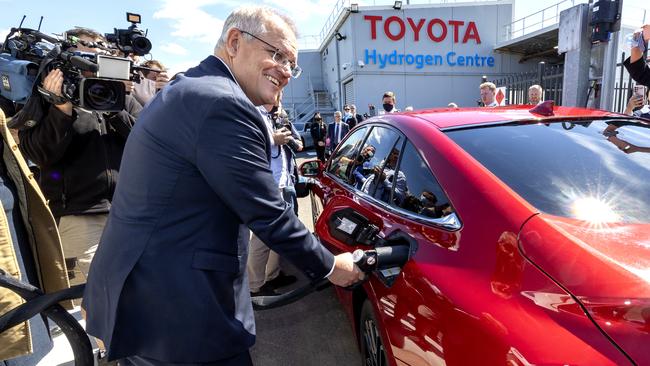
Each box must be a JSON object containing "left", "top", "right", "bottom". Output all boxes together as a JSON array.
[{"left": 300, "top": 160, "right": 322, "bottom": 177}]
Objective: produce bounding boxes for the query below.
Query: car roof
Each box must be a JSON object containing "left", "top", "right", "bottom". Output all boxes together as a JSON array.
[{"left": 398, "top": 105, "right": 624, "bottom": 129}]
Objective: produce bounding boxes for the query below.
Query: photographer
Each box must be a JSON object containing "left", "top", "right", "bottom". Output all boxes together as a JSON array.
[
  {"left": 18, "top": 27, "right": 141, "bottom": 287},
  {"left": 623, "top": 24, "right": 650, "bottom": 87}
]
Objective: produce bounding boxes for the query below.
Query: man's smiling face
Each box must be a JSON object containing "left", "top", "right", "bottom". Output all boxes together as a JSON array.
[{"left": 229, "top": 19, "right": 297, "bottom": 106}]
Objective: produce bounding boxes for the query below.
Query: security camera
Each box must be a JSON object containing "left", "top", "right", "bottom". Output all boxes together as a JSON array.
[{"left": 357, "top": 60, "right": 365, "bottom": 68}]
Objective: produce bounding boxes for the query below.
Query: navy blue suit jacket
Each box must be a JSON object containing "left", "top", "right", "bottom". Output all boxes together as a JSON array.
[
  {"left": 327, "top": 122, "right": 349, "bottom": 150},
  {"left": 83, "top": 56, "right": 335, "bottom": 362}
]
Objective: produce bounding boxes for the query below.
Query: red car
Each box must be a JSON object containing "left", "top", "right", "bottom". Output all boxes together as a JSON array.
[{"left": 300, "top": 106, "right": 650, "bottom": 366}]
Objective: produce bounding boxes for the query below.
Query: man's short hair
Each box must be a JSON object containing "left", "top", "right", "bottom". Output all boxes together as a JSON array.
[
  {"left": 479, "top": 82, "right": 496, "bottom": 92},
  {"left": 528, "top": 84, "right": 543, "bottom": 92},
  {"left": 215, "top": 6, "right": 298, "bottom": 53},
  {"left": 66, "top": 27, "right": 105, "bottom": 42},
  {"left": 142, "top": 60, "right": 166, "bottom": 71},
  {"left": 383, "top": 91, "right": 396, "bottom": 102}
]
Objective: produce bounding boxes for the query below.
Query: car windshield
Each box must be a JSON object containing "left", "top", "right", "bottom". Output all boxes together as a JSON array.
[{"left": 446, "top": 119, "right": 650, "bottom": 224}]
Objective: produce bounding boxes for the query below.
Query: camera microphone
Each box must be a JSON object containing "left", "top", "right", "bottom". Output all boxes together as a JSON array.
[{"left": 60, "top": 52, "right": 99, "bottom": 72}]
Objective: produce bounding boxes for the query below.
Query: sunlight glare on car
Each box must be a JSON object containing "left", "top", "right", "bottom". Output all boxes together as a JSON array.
[{"left": 571, "top": 197, "right": 621, "bottom": 224}]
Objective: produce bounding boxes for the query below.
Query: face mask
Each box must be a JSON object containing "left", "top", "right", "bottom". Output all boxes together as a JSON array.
[
  {"left": 366, "top": 151, "right": 374, "bottom": 159},
  {"left": 344, "top": 112, "right": 352, "bottom": 118},
  {"left": 383, "top": 103, "right": 393, "bottom": 112}
]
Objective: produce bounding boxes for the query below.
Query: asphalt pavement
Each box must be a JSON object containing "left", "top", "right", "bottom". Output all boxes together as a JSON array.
[{"left": 250, "top": 149, "right": 362, "bottom": 366}]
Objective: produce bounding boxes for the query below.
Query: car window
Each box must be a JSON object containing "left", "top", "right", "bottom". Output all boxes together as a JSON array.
[
  {"left": 389, "top": 141, "right": 456, "bottom": 219},
  {"left": 327, "top": 126, "right": 369, "bottom": 182},
  {"left": 359, "top": 127, "right": 403, "bottom": 203},
  {"left": 446, "top": 120, "right": 650, "bottom": 224}
]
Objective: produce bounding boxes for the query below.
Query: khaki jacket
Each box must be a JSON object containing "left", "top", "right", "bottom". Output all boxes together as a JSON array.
[{"left": 0, "top": 109, "right": 70, "bottom": 360}]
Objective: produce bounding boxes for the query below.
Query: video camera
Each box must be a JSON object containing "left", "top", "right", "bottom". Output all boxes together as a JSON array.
[
  {"left": 0, "top": 12, "right": 151, "bottom": 119},
  {"left": 105, "top": 13, "right": 152, "bottom": 57}
]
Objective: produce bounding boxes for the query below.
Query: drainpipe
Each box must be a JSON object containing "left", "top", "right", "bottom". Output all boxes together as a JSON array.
[{"left": 335, "top": 33, "right": 343, "bottom": 111}]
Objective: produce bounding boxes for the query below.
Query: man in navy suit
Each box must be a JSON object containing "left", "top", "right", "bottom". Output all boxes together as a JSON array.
[
  {"left": 327, "top": 110, "right": 350, "bottom": 153},
  {"left": 83, "top": 6, "right": 363, "bottom": 365}
]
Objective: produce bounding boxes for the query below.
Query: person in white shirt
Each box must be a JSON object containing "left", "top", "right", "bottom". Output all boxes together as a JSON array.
[
  {"left": 528, "top": 85, "right": 543, "bottom": 105},
  {"left": 379, "top": 91, "right": 400, "bottom": 114},
  {"left": 480, "top": 82, "right": 498, "bottom": 107}
]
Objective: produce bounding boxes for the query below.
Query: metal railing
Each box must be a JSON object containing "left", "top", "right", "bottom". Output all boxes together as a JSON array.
[
  {"left": 501, "top": 0, "right": 587, "bottom": 42},
  {"left": 613, "top": 52, "right": 634, "bottom": 114},
  {"left": 490, "top": 62, "right": 564, "bottom": 105},
  {"left": 318, "top": 0, "right": 351, "bottom": 45}
]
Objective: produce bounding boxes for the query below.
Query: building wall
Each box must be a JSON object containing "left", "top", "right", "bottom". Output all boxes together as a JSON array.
[{"left": 285, "top": 1, "right": 545, "bottom": 117}]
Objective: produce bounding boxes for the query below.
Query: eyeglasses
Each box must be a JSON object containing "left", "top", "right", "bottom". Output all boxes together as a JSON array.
[
  {"left": 344, "top": 108, "right": 350, "bottom": 111},
  {"left": 240, "top": 30, "right": 302, "bottom": 78}
]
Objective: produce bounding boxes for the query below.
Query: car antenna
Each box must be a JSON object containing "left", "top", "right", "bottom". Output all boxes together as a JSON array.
[
  {"left": 529, "top": 100, "right": 555, "bottom": 117},
  {"left": 37, "top": 16, "right": 44, "bottom": 31}
]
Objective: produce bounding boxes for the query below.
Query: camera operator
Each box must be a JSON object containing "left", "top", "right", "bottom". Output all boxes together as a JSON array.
[
  {"left": 623, "top": 24, "right": 650, "bottom": 87},
  {"left": 18, "top": 27, "right": 142, "bottom": 288},
  {"left": 132, "top": 59, "right": 169, "bottom": 106}
]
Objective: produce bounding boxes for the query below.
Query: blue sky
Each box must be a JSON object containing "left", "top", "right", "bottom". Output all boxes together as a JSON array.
[{"left": 1, "top": 0, "right": 647, "bottom": 75}]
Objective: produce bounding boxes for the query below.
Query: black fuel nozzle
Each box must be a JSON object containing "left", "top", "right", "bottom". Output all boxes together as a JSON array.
[{"left": 352, "top": 245, "right": 410, "bottom": 273}]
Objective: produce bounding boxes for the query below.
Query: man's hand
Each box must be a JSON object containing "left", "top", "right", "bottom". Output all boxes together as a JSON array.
[
  {"left": 42, "top": 69, "right": 73, "bottom": 116},
  {"left": 272, "top": 127, "right": 292, "bottom": 145},
  {"left": 122, "top": 80, "right": 135, "bottom": 94},
  {"left": 155, "top": 71, "right": 170, "bottom": 90},
  {"left": 328, "top": 252, "right": 365, "bottom": 287}
]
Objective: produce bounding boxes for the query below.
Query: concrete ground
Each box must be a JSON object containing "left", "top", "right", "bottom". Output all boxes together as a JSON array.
[{"left": 37, "top": 149, "right": 362, "bottom": 366}]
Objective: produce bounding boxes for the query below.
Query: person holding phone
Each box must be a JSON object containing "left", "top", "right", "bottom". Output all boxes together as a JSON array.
[{"left": 624, "top": 86, "right": 650, "bottom": 119}]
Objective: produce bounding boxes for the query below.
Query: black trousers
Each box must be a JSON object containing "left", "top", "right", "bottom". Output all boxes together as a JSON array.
[
  {"left": 315, "top": 144, "right": 326, "bottom": 162},
  {"left": 119, "top": 352, "right": 253, "bottom": 366}
]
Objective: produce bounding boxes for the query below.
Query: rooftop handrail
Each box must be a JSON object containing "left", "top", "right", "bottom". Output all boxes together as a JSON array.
[{"left": 501, "top": 0, "right": 587, "bottom": 41}]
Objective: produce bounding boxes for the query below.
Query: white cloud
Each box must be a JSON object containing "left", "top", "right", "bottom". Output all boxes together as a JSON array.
[
  {"left": 159, "top": 42, "right": 188, "bottom": 56},
  {"left": 166, "top": 59, "right": 202, "bottom": 79},
  {"left": 153, "top": 0, "right": 229, "bottom": 44}
]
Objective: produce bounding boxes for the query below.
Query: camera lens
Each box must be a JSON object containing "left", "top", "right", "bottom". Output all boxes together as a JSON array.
[
  {"left": 131, "top": 35, "right": 152, "bottom": 56},
  {"left": 87, "top": 83, "right": 117, "bottom": 109},
  {"left": 80, "top": 78, "right": 125, "bottom": 111}
]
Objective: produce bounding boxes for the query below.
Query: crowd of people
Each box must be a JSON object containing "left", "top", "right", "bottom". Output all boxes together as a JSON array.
[{"left": 0, "top": 3, "right": 648, "bottom": 365}]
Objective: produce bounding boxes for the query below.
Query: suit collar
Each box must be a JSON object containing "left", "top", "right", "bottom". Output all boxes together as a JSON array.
[{"left": 202, "top": 55, "right": 239, "bottom": 86}]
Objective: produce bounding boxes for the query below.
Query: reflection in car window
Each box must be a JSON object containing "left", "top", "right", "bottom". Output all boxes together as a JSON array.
[
  {"left": 358, "top": 127, "right": 402, "bottom": 202},
  {"left": 391, "top": 141, "right": 455, "bottom": 219},
  {"left": 446, "top": 120, "right": 650, "bottom": 223},
  {"left": 327, "top": 127, "right": 368, "bottom": 182}
]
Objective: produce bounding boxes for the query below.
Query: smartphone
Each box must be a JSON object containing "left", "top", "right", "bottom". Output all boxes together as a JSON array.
[{"left": 634, "top": 84, "right": 647, "bottom": 105}]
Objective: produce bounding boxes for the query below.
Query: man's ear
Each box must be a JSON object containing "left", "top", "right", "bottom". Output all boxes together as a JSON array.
[{"left": 225, "top": 28, "right": 242, "bottom": 57}]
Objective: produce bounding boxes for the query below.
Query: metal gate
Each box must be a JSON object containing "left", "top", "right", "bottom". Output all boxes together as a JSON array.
[
  {"left": 490, "top": 62, "right": 564, "bottom": 105},
  {"left": 344, "top": 79, "right": 355, "bottom": 106},
  {"left": 612, "top": 52, "right": 634, "bottom": 114}
]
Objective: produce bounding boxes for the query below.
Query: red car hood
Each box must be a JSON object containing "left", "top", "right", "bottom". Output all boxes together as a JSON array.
[{"left": 519, "top": 214, "right": 650, "bottom": 364}]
